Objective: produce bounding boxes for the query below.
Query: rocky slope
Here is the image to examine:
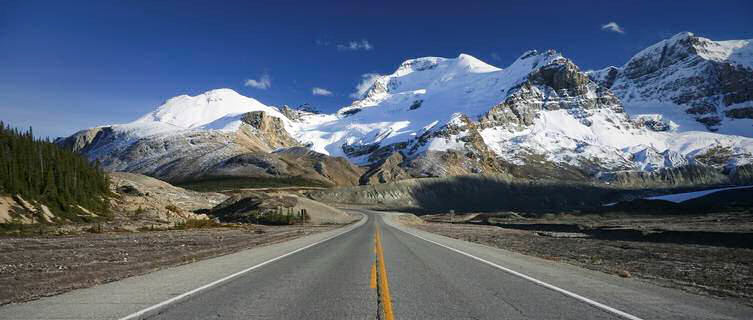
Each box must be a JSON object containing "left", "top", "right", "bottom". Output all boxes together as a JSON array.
[
  {"left": 589, "top": 32, "right": 753, "bottom": 135},
  {"left": 0, "top": 195, "right": 59, "bottom": 224},
  {"left": 0, "top": 172, "right": 226, "bottom": 229},
  {"left": 107, "top": 172, "right": 226, "bottom": 227}
]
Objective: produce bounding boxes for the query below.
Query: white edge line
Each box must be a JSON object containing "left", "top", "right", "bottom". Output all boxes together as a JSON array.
[
  {"left": 396, "top": 221, "right": 644, "bottom": 320},
  {"left": 118, "top": 215, "right": 366, "bottom": 320}
]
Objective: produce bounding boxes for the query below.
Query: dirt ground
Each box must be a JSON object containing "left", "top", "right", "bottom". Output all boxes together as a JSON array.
[
  {"left": 0, "top": 225, "right": 336, "bottom": 305},
  {"left": 410, "top": 213, "right": 753, "bottom": 306}
]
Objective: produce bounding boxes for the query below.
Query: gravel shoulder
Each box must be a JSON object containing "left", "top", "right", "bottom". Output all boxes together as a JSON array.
[
  {"left": 0, "top": 225, "right": 336, "bottom": 305},
  {"left": 409, "top": 213, "right": 753, "bottom": 306}
]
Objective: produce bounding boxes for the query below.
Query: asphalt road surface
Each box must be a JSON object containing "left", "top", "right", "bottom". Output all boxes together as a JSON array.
[
  {"left": 2, "top": 209, "right": 752, "bottom": 319},
  {"left": 142, "top": 209, "right": 752, "bottom": 320}
]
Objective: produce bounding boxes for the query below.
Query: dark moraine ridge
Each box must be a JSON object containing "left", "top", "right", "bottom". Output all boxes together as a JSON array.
[{"left": 308, "top": 174, "right": 753, "bottom": 214}]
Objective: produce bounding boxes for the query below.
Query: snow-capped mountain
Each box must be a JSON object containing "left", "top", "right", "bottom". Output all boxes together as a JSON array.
[
  {"left": 132, "top": 88, "right": 288, "bottom": 131},
  {"left": 589, "top": 32, "right": 753, "bottom": 136},
  {"left": 57, "top": 89, "right": 364, "bottom": 186},
  {"left": 292, "top": 49, "right": 752, "bottom": 185},
  {"left": 59, "top": 37, "right": 753, "bottom": 188}
]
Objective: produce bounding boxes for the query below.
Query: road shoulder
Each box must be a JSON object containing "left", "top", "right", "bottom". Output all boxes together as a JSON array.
[
  {"left": 381, "top": 211, "right": 753, "bottom": 320},
  {"left": 0, "top": 214, "right": 367, "bottom": 320}
]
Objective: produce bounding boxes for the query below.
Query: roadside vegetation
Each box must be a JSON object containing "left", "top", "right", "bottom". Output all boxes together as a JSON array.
[
  {"left": 170, "top": 218, "right": 224, "bottom": 230},
  {"left": 176, "top": 176, "right": 329, "bottom": 192},
  {"left": 0, "top": 122, "right": 110, "bottom": 223}
]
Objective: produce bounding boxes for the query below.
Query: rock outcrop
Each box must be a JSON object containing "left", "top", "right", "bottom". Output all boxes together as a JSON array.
[
  {"left": 56, "top": 126, "right": 115, "bottom": 154},
  {"left": 480, "top": 52, "right": 624, "bottom": 129},
  {"left": 108, "top": 172, "right": 226, "bottom": 226},
  {"left": 360, "top": 152, "right": 410, "bottom": 184},
  {"left": 210, "top": 191, "right": 353, "bottom": 224}
]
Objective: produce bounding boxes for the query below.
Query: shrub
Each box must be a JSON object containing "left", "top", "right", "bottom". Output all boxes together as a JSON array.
[{"left": 172, "top": 219, "right": 222, "bottom": 230}]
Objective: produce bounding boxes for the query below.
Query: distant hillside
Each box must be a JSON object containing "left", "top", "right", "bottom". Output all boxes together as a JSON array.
[
  {"left": 307, "top": 175, "right": 634, "bottom": 213},
  {"left": 0, "top": 121, "right": 110, "bottom": 223}
]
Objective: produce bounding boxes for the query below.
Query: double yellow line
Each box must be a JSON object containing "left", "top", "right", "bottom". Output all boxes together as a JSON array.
[{"left": 371, "top": 224, "right": 395, "bottom": 320}]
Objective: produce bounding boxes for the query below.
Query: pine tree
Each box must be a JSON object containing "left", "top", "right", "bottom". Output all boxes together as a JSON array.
[{"left": 0, "top": 122, "right": 110, "bottom": 222}]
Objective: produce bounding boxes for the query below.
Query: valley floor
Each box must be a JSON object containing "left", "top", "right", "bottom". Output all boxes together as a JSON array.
[
  {"left": 410, "top": 212, "right": 753, "bottom": 306},
  {"left": 0, "top": 224, "right": 336, "bottom": 305}
]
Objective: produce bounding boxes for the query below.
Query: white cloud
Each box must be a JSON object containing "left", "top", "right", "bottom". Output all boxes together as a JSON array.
[
  {"left": 312, "top": 87, "right": 333, "bottom": 96},
  {"left": 601, "top": 22, "right": 625, "bottom": 34},
  {"left": 337, "top": 39, "right": 374, "bottom": 51},
  {"left": 244, "top": 73, "right": 271, "bottom": 89},
  {"left": 350, "top": 73, "right": 381, "bottom": 99}
]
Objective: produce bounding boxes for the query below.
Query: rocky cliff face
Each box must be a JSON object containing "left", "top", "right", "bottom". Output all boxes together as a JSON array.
[
  {"left": 239, "top": 111, "right": 300, "bottom": 149},
  {"left": 589, "top": 32, "right": 753, "bottom": 135},
  {"left": 480, "top": 52, "right": 625, "bottom": 129},
  {"left": 347, "top": 111, "right": 506, "bottom": 183},
  {"left": 279, "top": 104, "right": 320, "bottom": 121},
  {"left": 56, "top": 126, "right": 115, "bottom": 154}
]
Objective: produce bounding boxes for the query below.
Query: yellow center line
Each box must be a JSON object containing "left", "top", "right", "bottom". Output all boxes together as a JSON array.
[
  {"left": 371, "top": 234, "right": 377, "bottom": 288},
  {"left": 375, "top": 224, "right": 395, "bottom": 320},
  {"left": 370, "top": 263, "right": 377, "bottom": 289}
]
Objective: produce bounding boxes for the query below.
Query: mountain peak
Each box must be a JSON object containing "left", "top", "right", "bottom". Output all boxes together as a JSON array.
[
  {"left": 503, "top": 49, "right": 566, "bottom": 81},
  {"left": 627, "top": 32, "right": 753, "bottom": 69},
  {"left": 132, "top": 89, "right": 277, "bottom": 130},
  {"left": 394, "top": 54, "right": 500, "bottom": 77},
  {"left": 203, "top": 88, "right": 243, "bottom": 97},
  {"left": 393, "top": 56, "right": 444, "bottom": 75},
  {"left": 669, "top": 31, "right": 694, "bottom": 41},
  {"left": 511, "top": 49, "right": 564, "bottom": 66},
  {"left": 455, "top": 53, "right": 501, "bottom": 72}
]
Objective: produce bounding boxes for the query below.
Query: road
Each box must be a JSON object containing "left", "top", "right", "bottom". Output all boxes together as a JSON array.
[
  {"left": 126, "top": 209, "right": 753, "bottom": 320},
  {"left": 2, "top": 209, "right": 752, "bottom": 319}
]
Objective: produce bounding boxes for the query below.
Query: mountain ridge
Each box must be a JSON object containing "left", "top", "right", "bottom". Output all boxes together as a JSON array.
[{"left": 58, "top": 32, "right": 753, "bottom": 190}]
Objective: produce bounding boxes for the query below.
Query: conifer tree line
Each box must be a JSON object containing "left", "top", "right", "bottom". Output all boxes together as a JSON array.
[{"left": 0, "top": 121, "right": 110, "bottom": 220}]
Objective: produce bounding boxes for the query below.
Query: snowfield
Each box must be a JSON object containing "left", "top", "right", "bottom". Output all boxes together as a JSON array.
[{"left": 647, "top": 185, "right": 753, "bottom": 203}]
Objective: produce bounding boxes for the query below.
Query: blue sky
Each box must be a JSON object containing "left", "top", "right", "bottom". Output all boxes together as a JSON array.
[{"left": 1, "top": 0, "right": 752, "bottom": 138}]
